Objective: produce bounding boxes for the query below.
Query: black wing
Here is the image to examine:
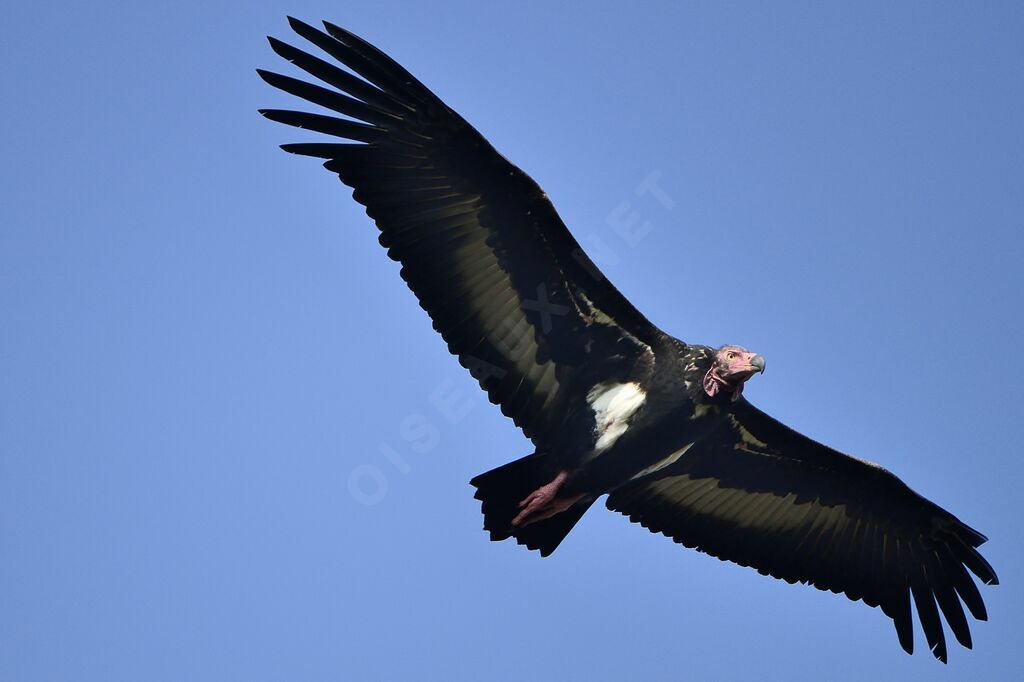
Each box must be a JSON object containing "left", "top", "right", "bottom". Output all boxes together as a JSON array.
[
  {"left": 606, "top": 400, "right": 997, "bottom": 662},
  {"left": 259, "top": 18, "right": 659, "bottom": 444}
]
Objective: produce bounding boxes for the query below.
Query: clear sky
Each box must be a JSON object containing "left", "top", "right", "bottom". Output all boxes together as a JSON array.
[{"left": 2, "top": 1, "right": 1022, "bottom": 680}]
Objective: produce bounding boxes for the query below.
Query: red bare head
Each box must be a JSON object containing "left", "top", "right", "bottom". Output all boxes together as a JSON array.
[{"left": 703, "top": 345, "right": 766, "bottom": 401}]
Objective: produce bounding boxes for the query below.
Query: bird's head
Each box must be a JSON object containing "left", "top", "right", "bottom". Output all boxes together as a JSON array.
[{"left": 703, "top": 345, "right": 766, "bottom": 401}]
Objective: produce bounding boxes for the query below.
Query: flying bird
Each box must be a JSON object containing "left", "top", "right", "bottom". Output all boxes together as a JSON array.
[{"left": 259, "top": 17, "right": 997, "bottom": 662}]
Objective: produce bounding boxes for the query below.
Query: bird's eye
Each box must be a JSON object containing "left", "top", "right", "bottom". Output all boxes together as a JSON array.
[{"left": 727, "top": 352, "right": 736, "bottom": 360}]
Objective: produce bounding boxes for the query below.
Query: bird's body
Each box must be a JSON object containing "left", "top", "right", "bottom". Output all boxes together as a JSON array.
[
  {"left": 260, "top": 17, "right": 997, "bottom": 662},
  {"left": 544, "top": 340, "right": 719, "bottom": 494}
]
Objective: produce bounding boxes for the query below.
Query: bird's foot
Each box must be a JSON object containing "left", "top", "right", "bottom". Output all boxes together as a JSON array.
[{"left": 511, "top": 471, "right": 583, "bottom": 527}]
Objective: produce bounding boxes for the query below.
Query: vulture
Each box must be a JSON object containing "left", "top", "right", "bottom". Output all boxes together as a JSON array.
[{"left": 259, "top": 17, "right": 997, "bottom": 662}]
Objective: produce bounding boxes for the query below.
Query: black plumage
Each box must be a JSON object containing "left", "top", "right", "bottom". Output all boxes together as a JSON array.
[{"left": 259, "top": 17, "right": 997, "bottom": 662}]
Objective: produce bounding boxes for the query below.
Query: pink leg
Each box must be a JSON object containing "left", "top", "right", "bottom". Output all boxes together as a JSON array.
[{"left": 511, "top": 471, "right": 584, "bottom": 527}]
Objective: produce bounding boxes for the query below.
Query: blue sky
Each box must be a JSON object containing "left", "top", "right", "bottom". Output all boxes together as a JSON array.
[{"left": 2, "top": 1, "right": 1022, "bottom": 680}]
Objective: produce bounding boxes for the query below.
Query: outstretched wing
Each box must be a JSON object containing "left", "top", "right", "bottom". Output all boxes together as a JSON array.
[
  {"left": 606, "top": 400, "right": 997, "bottom": 662},
  {"left": 259, "top": 18, "right": 660, "bottom": 444}
]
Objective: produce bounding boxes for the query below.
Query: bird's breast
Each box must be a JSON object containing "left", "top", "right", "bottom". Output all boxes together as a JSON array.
[{"left": 564, "top": 383, "right": 727, "bottom": 493}]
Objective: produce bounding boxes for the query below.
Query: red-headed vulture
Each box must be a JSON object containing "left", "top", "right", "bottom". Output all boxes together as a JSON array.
[{"left": 258, "top": 17, "right": 997, "bottom": 662}]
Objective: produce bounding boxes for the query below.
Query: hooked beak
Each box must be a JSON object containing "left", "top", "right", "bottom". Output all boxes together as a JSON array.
[{"left": 750, "top": 354, "right": 766, "bottom": 374}]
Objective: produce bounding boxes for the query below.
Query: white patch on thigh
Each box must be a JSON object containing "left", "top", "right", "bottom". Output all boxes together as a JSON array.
[{"left": 587, "top": 382, "right": 646, "bottom": 451}]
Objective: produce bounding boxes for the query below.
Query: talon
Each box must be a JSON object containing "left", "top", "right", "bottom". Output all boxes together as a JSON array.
[{"left": 511, "top": 471, "right": 575, "bottom": 527}]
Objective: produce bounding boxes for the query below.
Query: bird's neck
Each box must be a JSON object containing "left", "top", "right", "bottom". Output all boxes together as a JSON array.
[
  {"left": 703, "top": 365, "right": 745, "bottom": 401},
  {"left": 676, "top": 345, "right": 719, "bottom": 401}
]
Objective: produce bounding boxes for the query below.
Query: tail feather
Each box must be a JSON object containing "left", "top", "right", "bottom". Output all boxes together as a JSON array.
[{"left": 470, "top": 453, "right": 593, "bottom": 557}]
